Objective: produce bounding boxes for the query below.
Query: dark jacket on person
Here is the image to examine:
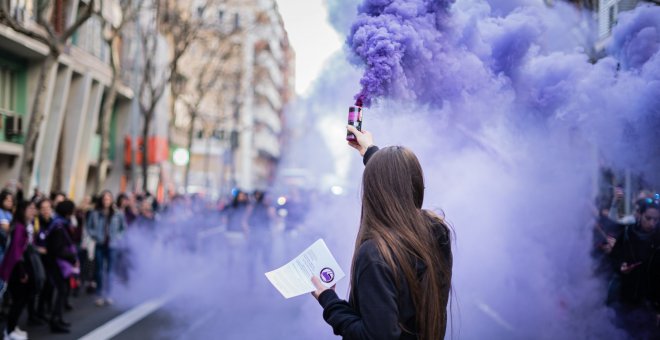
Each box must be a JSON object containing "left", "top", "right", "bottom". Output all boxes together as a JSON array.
[
  {"left": 317, "top": 145, "right": 453, "bottom": 339},
  {"left": 69, "top": 209, "right": 89, "bottom": 246},
  {"left": 225, "top": 203, "right": 248, "bottom": 233},
  {"left": 35, "top": 215, "right": 53, "bottom": 248},
  {"left": 44, "top": 217, "right": 77, "bottom": 274},
  {"left": 610, "top": 224, "right": 660, "bottom": 310},
  {"left": 0, "top": 221, "right": 29, "bottom": 282},
  {"left": 318, "top": 229, "right": 452, "bottom": 340},
  {"left": 248, "top": 203, "right": 271, "bottom": 231},
  {"left": 135, "top": 214, "right": 156, "bottom": 230}
]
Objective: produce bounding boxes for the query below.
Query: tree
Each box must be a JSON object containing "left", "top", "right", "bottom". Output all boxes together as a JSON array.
[
  {"left": 162, "top": 0, "right": 221, "bottom": 150},
  {"left": 0, "top": 0, "right": 98, "bottom": 191},
  {"left": 135, "top": 1, "right": 212, "bottom": 192},
  {"left": 95, "top": 0, "right": 144, "bottom": 192},
  {"left": 134, "top": 0, "right": 220, "bottom": 192},
  {"left": 180, "top": 38, "right": 237, "bottom": 192}
]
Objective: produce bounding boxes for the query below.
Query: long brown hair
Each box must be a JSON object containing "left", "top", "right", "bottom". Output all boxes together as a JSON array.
[{"left": 352, "top": 146, "right": 452, "bottom": 339}]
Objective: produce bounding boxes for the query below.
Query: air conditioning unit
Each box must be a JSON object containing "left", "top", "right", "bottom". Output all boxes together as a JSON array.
[{"left": 5, "top": 115, "right": 23, "bottom": 139}]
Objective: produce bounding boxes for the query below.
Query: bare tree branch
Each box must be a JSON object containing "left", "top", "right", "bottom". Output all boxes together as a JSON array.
[
  {"left": 116, "top": 0, "right": 145, "bottom": 32},
  {"left": 60, "top": 0, "right": 96, "bottom": 43},
  {"left": 34, "top": 0, "right": 58, "bottom": 44}
]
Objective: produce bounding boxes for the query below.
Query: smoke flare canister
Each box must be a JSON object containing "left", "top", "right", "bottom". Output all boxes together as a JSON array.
[{"left": 346, "top": 105, "right": 363, "bottom": 142}]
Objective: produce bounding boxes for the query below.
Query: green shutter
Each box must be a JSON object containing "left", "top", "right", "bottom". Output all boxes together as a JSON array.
[{"left": 0, "top": 54, "right": 27, "bottom": 143}]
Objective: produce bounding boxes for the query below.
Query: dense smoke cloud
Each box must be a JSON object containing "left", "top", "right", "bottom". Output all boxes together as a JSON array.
[
  {"left": 111, "top": 1, "right": 660, "bottom": 339},
  {"left": 341, "top": 0, "right": 660, "bottom": 338},
  {"left": 348, "top": 1, "right": 660, "bottom": 179}
]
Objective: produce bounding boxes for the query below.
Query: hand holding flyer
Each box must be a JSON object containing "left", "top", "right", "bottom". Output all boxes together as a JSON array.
[{"left": 265, "top": 239, "right": 345, "bottom": 299}]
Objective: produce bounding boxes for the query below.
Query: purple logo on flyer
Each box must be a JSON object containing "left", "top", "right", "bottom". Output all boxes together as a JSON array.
[{"left": 320, "top": 268, "right": 335, "bottom": 283}]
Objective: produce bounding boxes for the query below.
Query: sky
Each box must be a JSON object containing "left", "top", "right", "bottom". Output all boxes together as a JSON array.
[{"left": 275, "top": 0, "right": 344, "bottom": 95}]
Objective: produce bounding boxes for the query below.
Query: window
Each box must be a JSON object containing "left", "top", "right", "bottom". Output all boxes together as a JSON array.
[
  {"left": 0, "top": 66, "right": 16, "bottom": 114},
  {"left": 608, "top": 6, "right": 616, "bottom": 33},
  {"left": 233, "top": 13, "right": 240, "bottom": 30}
]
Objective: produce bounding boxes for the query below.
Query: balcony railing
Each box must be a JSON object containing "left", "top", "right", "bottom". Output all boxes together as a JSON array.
[{"left": 0, "top": 109, "right": 24, "bottom": 143}]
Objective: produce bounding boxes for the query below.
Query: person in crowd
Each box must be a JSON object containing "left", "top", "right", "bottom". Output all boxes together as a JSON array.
[
  {"left": 0, "top": 201, "right": 37, "bottom": 340},
  {"left": 67, "top": 196, "right": 92, "bottom": 299},
  {"left": 50, "top": 192, "right": 66, "bottom": 208},
  {"left": 607, "top": 188, "right": 655, "bottom": 225},
  {"left": 245, "top": 191, "right": 275, "bottom": 288},
  {"left": 35, "top": 198, "right": 55, "bottom": 323},
  {"left": 74, "top": 196, "right": 94, "bottom": 296},
  {"left": 135, "top": 198, "right": 157, "bottom": 230},
  {"left": 609, "top": 200, "right": 660, "bottom": 338},
  {"left": 0, "top": 190, "right": 15, "bottom": 230},
  {"left": 225, "top": 191, "right": 249, "bottom": 234},
  {"left": 116, "top": 193, "right": 138, "bottom": 227},
  {"left": 44, "top": 200, "right": 78, "bottom": 333},
  {"left": 284, "top": 188, "right": 307, "bottom": 233},
  {"left": 144, "top": 191, "right": 160, "bottom": 214},
  {"left": 223, "top": 190, "right": 250, "bottom": 270},
  {"left": 0, "top": 190, "right": 14, "bottom": 251},
  {"left": 86, "top": 190, "right": 126, "bottom": 307},
  {"left": 0, "top": 190, "right": 16, "bottom": 261},
  {"left": 115, "top": 195, "right": 142, "bottom": 285},
  {"left": 311, "top": 125, "right": 453, "bottom": 340},
  {"left": 30, "top": 188, "right": 44, "bottom": 203}
]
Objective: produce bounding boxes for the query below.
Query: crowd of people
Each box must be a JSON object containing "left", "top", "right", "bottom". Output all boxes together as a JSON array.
[
  {"left": 0, "top": 185, "right": 152, "bottom": 339},
  {"left": 593, "top": 187, "right": 660, "bottom": 338},
  {"left": 0, "top": 181, "right": 307, "bottom": 340}
]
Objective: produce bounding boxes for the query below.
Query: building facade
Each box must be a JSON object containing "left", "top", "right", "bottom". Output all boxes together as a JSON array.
[
  {"left": 561, "top": 0, "right": 658, "bottom": 51},
  {"left": 171, "top": 0, "right": 295, "bottom": 195},
  {"left": 0, "top": 0, "right": 134, "bottom": 201}
]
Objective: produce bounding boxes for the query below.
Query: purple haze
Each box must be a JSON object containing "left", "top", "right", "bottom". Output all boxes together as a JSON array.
[
  {"left": 343, "top": 0, "right": 660, "bottom": 338},
  {"left": 107, "top": 1, "right": 660, "bottom": 339},
  {"left": 349, "top": 0, "right": 660, "bottom": 180},
  {"left": 348, "top": 0, "right": 456, "bottom": 106}
]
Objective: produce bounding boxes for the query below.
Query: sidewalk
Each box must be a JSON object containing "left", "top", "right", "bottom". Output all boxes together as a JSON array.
[{"left": 1, "top": 291, "right": 127, "bottom": 340}]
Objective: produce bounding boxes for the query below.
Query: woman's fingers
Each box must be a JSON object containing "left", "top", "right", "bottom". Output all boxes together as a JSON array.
[
  {"left": 312, "top": 276, "right": 324, "bottom": 290},
  {"left": 346, "top": 125, "right": 361, "bottom": 135}
]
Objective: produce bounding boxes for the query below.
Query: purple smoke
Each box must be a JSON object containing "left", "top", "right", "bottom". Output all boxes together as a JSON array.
[
  {"left": 343, "top": 0, "right": 660, "bottom": 338},
  {"left": 348, "top": 0, "right": 456, "bottom": 106},
  {"left": 349, "top": 1, "right": 660, "bottom": 178},
  {"left": 107, "top": 2, "right": 660, "bottom": 339}
]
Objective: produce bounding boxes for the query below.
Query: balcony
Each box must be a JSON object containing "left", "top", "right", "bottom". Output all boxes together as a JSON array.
[
  {"left": 254, "top": 81, "right": 282, "bottom": 112},
  {"left": 253, "top": 127, "right": 280, "bottom": 159},
  {"left": 0, "top": 110, "right": 24, "bottom": 156},
  {"left": 255, "top": 50, "right": 284, "bottom": 88},
  {"left": 253, "top": 103, "right": 281, "bottom": 134},
  {"left": 73, "top": 16, "right": 109, "bottom": 63}
]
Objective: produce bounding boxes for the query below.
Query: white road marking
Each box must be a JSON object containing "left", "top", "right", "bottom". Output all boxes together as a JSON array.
[
  {"left": 78, "top": 296, "right": 170, "bottom": 340},
  {"left": 474, "top": 299, "right": 516, "bottom": 333}
]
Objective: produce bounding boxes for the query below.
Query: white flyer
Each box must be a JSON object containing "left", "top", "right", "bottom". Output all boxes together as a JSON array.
[{"left": 265, "top": 239, "right": 345, "bottom": 299}]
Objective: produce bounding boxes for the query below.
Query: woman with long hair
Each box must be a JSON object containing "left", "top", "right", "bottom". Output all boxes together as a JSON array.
[
  {"left": 86, "top": 190, "right": 126, "bottom": 306},
  {"left": 0, "top": 200, "right": 37, "bottom": 340},
  {"left": 312, "top": 126, "right": 453, "bottom": 340}
]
